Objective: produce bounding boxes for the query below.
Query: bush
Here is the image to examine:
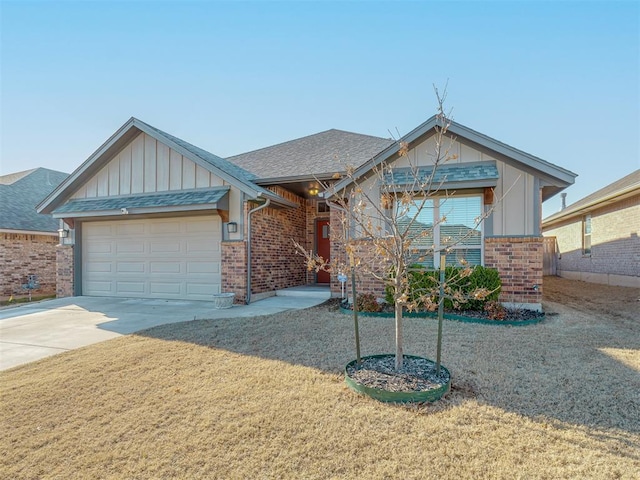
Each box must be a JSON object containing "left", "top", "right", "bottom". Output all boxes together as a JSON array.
[
  {"left": 484, "top": 300, "right": 506, "bottom": 320},
  {"left": 385, "top": 265, "right": 501, "bottom": 311},
  {"left": 356, "top": 292, "right": 383, "bottom": 312}
]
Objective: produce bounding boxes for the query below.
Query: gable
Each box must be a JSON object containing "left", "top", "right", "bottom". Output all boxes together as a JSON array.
[
  {"left": 326, "top": 116, "right": 577, "bottom": 203},
  {"left": 71, "top": 132, "right": 226, "bottom": 199}
]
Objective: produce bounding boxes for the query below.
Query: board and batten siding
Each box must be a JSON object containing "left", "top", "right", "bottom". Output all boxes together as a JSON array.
[
  {"left": 69, "top": 132, "right": 245, "bottom": 240},
  {"left": 72, "top": 132, "right": 225, "bottom": 198},
  {"left": 391, "top": 136, "right": 537, "bottom": 236}
]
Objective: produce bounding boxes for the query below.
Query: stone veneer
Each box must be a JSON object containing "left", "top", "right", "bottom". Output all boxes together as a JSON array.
[{"left": 0, "top": 232, "right": 58, "bottom": 299}]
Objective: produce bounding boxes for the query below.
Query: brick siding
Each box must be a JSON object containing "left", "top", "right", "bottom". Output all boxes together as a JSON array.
[
  {"left": 248, "top": 187, "right": 308, "bottom": 296},
  {"left": 56, "top": 245, "right": 74, "bottom": 297},
  {"left": 221, "top": 241, "right": 247, "bottom": 303},
  {"left": 0, "top": 232, "right": 58, "bottom": 299},
  {"left": 543, "top": 193, "right": 640, "bottom": 278},
  {"left": 484, "top": 236, "right": 543, "bottom": 305}
]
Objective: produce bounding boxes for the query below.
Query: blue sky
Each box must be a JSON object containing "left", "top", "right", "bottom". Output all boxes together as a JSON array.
[{"left": 1, "top": 0, "right": 638, "bottom": 217}]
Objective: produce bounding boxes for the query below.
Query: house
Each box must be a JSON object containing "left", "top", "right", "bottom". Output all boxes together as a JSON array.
[
  {"left": 1, "top": 168, "right": 69, "bottom": 298},
  {"left": 37, "top": 116, "right": 576, "bottom": 309},
  {"left": 542, "top": 169, "right": 639, "bottom": 288}
]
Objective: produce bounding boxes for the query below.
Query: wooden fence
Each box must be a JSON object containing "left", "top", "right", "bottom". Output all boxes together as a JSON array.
[{"left": 543, "top": 236, "right": 558, "bottom": 276}]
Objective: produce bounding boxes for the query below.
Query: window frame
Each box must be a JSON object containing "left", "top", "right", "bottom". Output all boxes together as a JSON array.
[
  {"left": 582, "top": 214, "right": 592, "bottom": 256},
  {"left": 396, "top": 193, "right": 484, "bottom": 269}
]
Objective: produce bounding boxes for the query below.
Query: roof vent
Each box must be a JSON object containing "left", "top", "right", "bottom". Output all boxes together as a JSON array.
[{"left": 561, "top": 193, "right": 567, "bottom": 210}]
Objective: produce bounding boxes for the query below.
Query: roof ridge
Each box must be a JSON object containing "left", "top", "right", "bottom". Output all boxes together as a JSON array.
[{"left": 228, "top": 128, "right": 391, "bottom": 160}]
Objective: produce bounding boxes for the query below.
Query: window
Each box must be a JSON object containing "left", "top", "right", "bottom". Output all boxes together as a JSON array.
[
  {"left": 398, "top": 195, "right": 483, "bottom": 268},
  {"left": 317, "top": 200, "right": 329, "bottom": 214},
  {"left": 583, "top": 214, "right": 591, "bottom": 255}
]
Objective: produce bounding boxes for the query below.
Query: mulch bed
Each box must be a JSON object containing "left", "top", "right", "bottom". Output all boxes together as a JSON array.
[
  {"left": 340, "top": 300, "right": 544, "bottom": 322},
  {"left": 346, "top": 355, "right": 450, "bottom": 393}
]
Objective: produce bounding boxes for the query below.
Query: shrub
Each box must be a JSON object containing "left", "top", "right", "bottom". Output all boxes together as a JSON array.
[
  {"left": 356, "top": 292, "right": 383, "bottom": 312},
  {"left": 484, "top": 300, "right": 506, "bottom": 320},
  {"left": 385, "top": 265, "right": 501, "bottom": 311}
]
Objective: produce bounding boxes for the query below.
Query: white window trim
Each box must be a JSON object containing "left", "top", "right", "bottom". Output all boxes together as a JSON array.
[{"left": 399, "top": 193, "right": 485, "bottom": 269}]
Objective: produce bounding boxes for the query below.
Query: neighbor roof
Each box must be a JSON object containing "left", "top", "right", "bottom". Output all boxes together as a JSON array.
[
  {"left": 543, "top": 169, "right": 640, "bottom": 226},
  {"left": 227, "top": 129, "right": 394, "bottom": 181},
  {"left": 0, "top": 168, "right": 69, "bottom": 233}
]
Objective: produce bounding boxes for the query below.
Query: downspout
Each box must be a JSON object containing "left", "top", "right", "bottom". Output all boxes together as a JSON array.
[{"left": 246, "top": 195, "right": 271, "bottom": 304}]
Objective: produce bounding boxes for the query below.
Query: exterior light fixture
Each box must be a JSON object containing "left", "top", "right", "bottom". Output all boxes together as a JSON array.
[
  {"left": 58, "top": 228, "right": 69, "bottom": 239},
  {"left": 309, "top": 187, "right": 319, "bottom": 196},
  {"left": 227, "top": 222, "right": 238, "bottom": 234}
]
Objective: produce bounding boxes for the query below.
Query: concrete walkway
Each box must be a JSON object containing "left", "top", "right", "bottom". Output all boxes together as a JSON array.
[{"left": 0, "top": 290, "right": 330, "bottom": 371}]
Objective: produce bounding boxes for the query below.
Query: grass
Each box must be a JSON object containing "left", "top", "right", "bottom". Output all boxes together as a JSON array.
[
  {"left": 0, "top": 294, "right": 56, "bottom": 307},
  {"left": 1, "top": 277, "right": 639, "bottom": 479}
]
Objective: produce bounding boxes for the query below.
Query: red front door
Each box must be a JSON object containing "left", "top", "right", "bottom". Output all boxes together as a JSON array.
[{"left": 316, "top": 219, "right": 330, "bottom": 284}]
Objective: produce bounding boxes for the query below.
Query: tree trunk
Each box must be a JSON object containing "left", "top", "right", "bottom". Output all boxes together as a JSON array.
[{"left": 395, "top": 301, "right": 404, "bottom": 370}]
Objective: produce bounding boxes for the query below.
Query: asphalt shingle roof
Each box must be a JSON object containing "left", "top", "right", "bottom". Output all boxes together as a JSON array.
[
  {"left": 139, "top": 121, "right": 259, "bottom": 183},
  {"left": 385, "top": 162, "right": 499, "bottom": 186},
  {"left": 0, "top": 168, "right": 69, "bottom": 232},
  {"left": 227, "top": 129, "right": 394, "bottom": 180},
  {"left": 543, "top": 169, "right": 640, "bottom": 223},
  {"left": 53, "top": 188, "right": 229, "bottom": 214}
]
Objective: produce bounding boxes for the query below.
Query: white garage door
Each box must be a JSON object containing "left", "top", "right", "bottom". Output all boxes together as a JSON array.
[{"left": 82, "top": 215, "right": 221, "bottom": 301}]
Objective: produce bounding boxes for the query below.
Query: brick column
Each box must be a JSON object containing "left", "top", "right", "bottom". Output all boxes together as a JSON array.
[
  {"left": 56, "top": 244, "right": 74, "bottom": 298},
  {"left": 221, "top": 241, "right": 247, "bottom": 304},
  {"left": 484, "top": 236, "right": 543, "bottom": 309}
]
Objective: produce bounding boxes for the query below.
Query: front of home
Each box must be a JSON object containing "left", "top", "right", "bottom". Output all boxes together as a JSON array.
[{"left": 38, "top": 116, "right": 576, "bottom": 310}]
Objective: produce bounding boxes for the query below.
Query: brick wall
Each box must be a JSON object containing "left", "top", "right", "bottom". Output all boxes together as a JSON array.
[
  {"left": 56, "top": 245, "right": 74, "bottom": 297},
  {"left": 329, "top": 208, "right": 388, "bottom": 299},
  {"left": 484, "top": 236, "right": 543, "bottom": 306},
  {"left": 0, "top": 232, "right": 58, "bottom": 298},
  {"left": 248, "top": 187, "right": 307, "bottom": 296},
  {"left": 221, "top": 241, "right": 247, "bottom": 303},
  {"left": 543, "top": 193, "right": 640, "bottom": 278}
]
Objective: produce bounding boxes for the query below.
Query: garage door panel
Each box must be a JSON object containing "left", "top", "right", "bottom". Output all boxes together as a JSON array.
[
  {"left": 150, "top": 222, "right": 181, "bottom": 234},
  {"left": 85, "top": 281, "right": 113, "bottom": 294},
  {"left": 86, "top": 242, "right": 113, "bottom": 254},
  {"left": 150, "top": 283, "right": 182, "bottom": 295},
  {"left": 116, "top": 223, "right": 145, "bottom": 235},
  {"left": 116, "top": 242, "right": 145, "bottom": 254},
  {"left": 149, "top": 241, "right": 181, "bottom": 253},
  {"left": 187, "top": 283, "right": 221, "bottom": 297},
  {"left": 116, "top": 281, "right": 146, "bottom": 295},
  {"left": 83, "top": 216, "right": 221, "bottom": 301},
  {"left": 150, "top": 262, "right": 182, "bottom": 274},
  {"left": 187, "top": 262, "right": 219, "bottom": 274},
  {"left": 117, "top": 262, "right": 146, "bottom": 273},
  {"left": 85, "top": 262, "right": 113, "bottom": 273}
]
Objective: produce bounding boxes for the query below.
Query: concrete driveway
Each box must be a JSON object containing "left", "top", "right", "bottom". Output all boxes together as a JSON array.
[{"left": 0, "top": 293, "right": 327, "bottom": 371}]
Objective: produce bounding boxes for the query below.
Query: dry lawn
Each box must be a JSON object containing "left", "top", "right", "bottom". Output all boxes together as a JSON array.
[{"left": 2, "top": 277, "right": 639, "bottom": 479}]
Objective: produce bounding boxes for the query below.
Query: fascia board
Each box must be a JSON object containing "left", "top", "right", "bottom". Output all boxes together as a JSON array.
[
  {"left": 37, "top": 118, "right": 139, "bottom": 214},
  {"left": 448, "top": 122, "right": 577, "bottom": 186},
  {"left": 542, "top": 184, "right": 640, "bottom": 227}
]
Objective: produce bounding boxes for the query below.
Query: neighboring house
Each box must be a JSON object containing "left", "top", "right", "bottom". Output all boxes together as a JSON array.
[
  {"left": 0, "top": 168, "right": 69, "bottom": 298},
  {"left": 542, "top": 169, "right": 639, "bottom": 288},
  {"left": 37, "top": 116, "right": 576, "bottom": 310}
]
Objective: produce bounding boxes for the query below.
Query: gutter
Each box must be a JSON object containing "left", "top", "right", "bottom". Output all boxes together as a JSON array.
[{"left": 246, "top": 195, "right": 271, "bottom": 304}]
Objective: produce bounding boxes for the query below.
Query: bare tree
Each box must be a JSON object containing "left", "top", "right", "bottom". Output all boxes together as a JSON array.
[{"left": 296, "top": 87, "right": 500, "bottom": 371}]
